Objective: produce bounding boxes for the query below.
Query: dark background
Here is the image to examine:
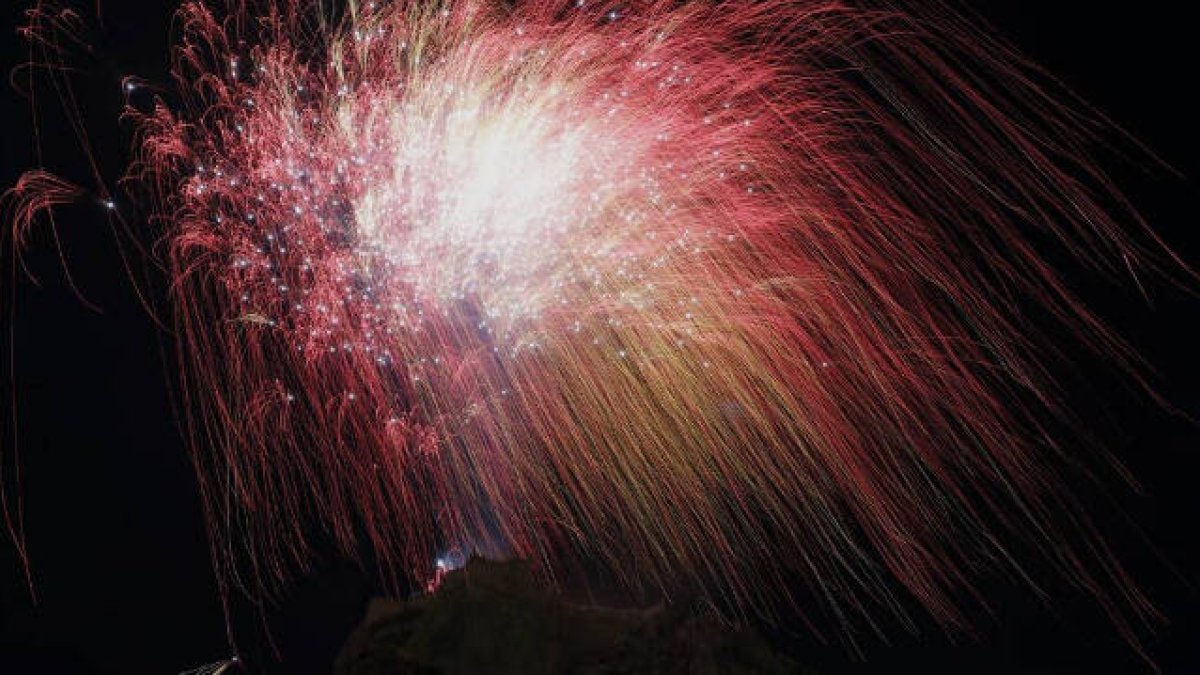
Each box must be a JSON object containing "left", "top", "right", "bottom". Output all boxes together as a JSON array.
[{"left": 1, "top": 2, "right": 1197, "bottom": 673}]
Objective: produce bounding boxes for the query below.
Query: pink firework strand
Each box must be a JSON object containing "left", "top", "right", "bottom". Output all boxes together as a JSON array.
[{"left": 8, "top": 0, "right": 1188, "bottom": 658}]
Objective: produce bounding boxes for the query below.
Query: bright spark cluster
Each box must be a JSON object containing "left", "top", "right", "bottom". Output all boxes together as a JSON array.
[{"left": 11, "top": 0, "right": 1167, "bottom": 651}]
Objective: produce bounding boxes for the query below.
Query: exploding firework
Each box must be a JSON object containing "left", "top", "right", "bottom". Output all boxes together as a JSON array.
[{"left": 6, "top": 0, "right": 1183, "bottom": 654}]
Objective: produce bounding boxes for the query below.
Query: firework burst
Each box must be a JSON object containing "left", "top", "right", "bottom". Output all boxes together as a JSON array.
[{"left": 7, "top": 0, "right": 1180, "bottom": 653}]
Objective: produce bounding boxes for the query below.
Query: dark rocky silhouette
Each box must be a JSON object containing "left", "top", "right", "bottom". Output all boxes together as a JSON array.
[{"left": 334, "top": 558, "right": 799, "bottom": 674}]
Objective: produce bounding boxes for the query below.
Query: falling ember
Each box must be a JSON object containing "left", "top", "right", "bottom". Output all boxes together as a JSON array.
[{"left": 8, "top": 0, "right": 1182, "bottom": 654}]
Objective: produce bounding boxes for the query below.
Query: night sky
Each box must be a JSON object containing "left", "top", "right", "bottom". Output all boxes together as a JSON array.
[{"left": 2, "top": 2, "right": 1199, "bottom": 673}]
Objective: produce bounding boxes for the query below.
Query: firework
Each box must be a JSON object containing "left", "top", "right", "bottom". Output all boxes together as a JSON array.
[{"left": 7, "top": 0, "right": 1177, "bottom": 653}]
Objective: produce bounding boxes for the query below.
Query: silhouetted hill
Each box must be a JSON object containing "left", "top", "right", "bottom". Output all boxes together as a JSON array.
[{"left": 334, "top": 558, "right": 799, "bottom": 674}]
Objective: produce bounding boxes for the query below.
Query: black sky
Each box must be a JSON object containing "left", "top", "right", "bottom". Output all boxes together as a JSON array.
[{"left": 2, "top": 2, "right": 1198, "bottom": 673}]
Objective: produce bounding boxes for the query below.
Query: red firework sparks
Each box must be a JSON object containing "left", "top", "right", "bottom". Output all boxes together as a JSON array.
[{"left": 6, "top": 0, "right": 1186, "bottom": 655}]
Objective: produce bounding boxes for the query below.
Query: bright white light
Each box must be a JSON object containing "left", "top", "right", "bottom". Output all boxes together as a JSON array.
[{"left": 343, "top": 77, "right": 639, "bottom": 332}]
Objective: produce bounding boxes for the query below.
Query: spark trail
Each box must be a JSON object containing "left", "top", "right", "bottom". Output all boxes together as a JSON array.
[{"left": 7, "top": 0, "right": 1179, "bottom": 652}]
